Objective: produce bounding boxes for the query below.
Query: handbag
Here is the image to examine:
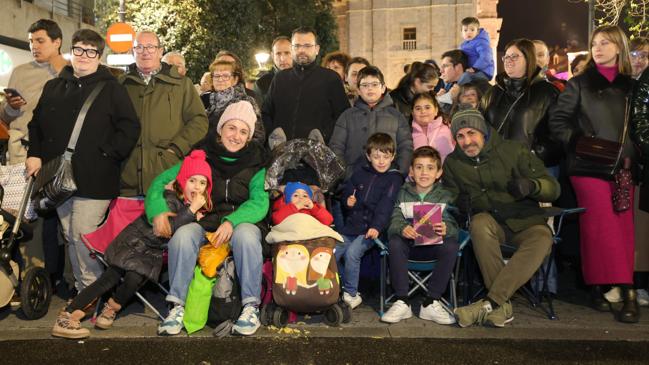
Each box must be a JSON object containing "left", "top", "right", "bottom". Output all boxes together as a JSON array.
[
  {"left": 574, "top": 96, "right": 630, "bottom": 166},
  {"left": 32, "top": 82, "right": 106, "bottom": 213},
  {"left": 612, "top": 157, "right": 633, "bottom": 212}
]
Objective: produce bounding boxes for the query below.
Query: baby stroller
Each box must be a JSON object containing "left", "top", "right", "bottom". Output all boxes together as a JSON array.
[
  {"left": 261, "top": 138, "right": 351, "bottom": 327},
  {"left": 0, "top": 177, "right": 52, "bottom": 319}
]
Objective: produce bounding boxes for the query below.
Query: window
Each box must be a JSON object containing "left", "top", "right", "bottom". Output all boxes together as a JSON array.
[{"left": 403, "top": 27, "right": 416, "bottom": 50}]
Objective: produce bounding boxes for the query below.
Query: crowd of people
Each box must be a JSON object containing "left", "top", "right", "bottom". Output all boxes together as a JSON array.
[{"left": 1, "top": 16, "right": 649, "bottom": 339}]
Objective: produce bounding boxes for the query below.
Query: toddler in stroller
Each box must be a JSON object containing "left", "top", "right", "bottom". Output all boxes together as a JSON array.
[{"left": 262, "top": 138, "right": 351, "bottom": 327}]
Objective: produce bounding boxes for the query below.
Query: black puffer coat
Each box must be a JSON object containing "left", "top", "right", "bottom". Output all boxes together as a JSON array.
[
  {"left": 482, "top": 67, "right": 561, "bottom": 166},
  {"left": 104, "top": 191, "right": 196, "bottom": 281},
  {"left": 549, "top": 64, "right": 636, "bottom": 180},
  {"left": 631, "top": 67, "right": 649, "bottom": 199}
]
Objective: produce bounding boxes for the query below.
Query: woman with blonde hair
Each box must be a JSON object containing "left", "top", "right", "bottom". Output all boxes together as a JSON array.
[{"left": 550, "top": 25, "right": 638, "bottom": 323}]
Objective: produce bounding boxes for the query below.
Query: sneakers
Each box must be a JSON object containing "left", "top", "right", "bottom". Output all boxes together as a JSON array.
[
  {"left": 157, "top": 304, "right": 184, "bottom": 336},
  {"left": 604, "top": 286, "right": 622, "bottom": 303},
  {"left": 419, "top": 300, "right": 456, "bottom": 325},
  {"left": 342, "top": 292, "right": 362, "bottom": 309},
  {"left": 483, "top": 301, "right": 514, "bottom": 328},
  {"left": 232, "top": 305, "right": 261, "bottom": 336},
  {"left": 454, "top": 299, "right": 492, "bottom": 328},
  {"left": 95, "top": 303, "right": 117, "bottom": 330},
  {"left": 381, "top": 300, "right": 413, "bottom": 323},
  {"left": 52, "top": 311, "right": 90, "bottom": 339},
  {"left": 637, "top": 289, "right": 649, "bottom": 307}
]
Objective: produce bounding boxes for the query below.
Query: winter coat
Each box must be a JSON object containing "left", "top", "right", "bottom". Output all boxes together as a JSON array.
[
  {"left": 104, "top": 191, "right": 196, "bottom": 281},
  {"left": 254, "top": 68, "right": 276, "bottom": 102},
  {"left": 145, "top": 141, "right": 269, "bottom": 233},
  {"left": 271, "top": 198, "right": 333, "bottom": 226},
  {"left": 631, "top": 67, "right": 649, "bottom": 189},
  {"left": 411, "top": 118, "right": 455, "bottom": 162},
  {"left": 390, "top": 85, "right": 415, "bottom": 121},
  {"left": 482, "top": 67, "right": 562, "bottom": 166},
  {"left": 119, "top": 62, "right": 208, "bottom": 196},
  {"left": 340, "top": 162, "right": 404, "bottom": 236},
  {"left": 329, "top": 94, "right": 413, "bottom": 179},
  {"left": 200, "top": 84, "right": 265, "bottom": 143},
  {"left": 388, "top": 181, "right": 459, "bottom": 240},
  {"left": 27, "top": 65, "right": 140, "bottom": 199},
  {"left": 460, "top": 28, "right": 495, "bottom": 79},
  {"left": 549, "top": 64, "right": 636, "bottom": 180},
  {"left": 262, "top": 61, "right": 349, "bottom": 142},
  {"left": 443, "top": 131, "right": 560, "bottom": 233}
]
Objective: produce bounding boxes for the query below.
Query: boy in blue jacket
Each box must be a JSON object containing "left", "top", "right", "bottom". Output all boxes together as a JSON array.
[
  {"left": 381, "top": 146, "right": 459, "bottom": 324},
  {"left": 336, "top": 133, "right": 404, "bottom": 309},
  {"left": 459, "top": 17, "right": 494, "bottom": 84}
]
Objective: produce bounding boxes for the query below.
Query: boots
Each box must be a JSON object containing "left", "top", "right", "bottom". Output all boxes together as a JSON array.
[
  {"left": 617, "top": 287, "right": 640, "bottom": 323},
  {"left": 590, "top": 286, "right": 611, "bottom": 312}
]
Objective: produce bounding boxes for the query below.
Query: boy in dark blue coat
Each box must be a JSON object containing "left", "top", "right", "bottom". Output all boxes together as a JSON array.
[{"left": 336, "top": 133, "right": 404, "bottom": 309}]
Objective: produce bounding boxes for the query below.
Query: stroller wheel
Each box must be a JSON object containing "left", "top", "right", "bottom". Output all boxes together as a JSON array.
[
  {"left": 20, "top": 267, "right": 52, "bottom": 320},
  {"left": 323, "top": 303, "right": 344, "bottom": 327},
  {"left": 341, "top": 301, "right": 352, "bottom": 324},
  {"left": 260, "top": 303, "right": 273, "bottom": 326},
  {"left": 272, "top": 306, "right": 288, "bottom": 328}
]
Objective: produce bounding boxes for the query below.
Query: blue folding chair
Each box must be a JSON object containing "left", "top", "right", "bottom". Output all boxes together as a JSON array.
[{"left": 375, "top": 230, "right": 471, "bottom": 316}]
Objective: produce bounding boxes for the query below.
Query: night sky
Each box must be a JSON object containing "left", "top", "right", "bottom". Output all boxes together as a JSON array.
[{"left": 497, "top": 0, "right": 589, "bottom": 51}]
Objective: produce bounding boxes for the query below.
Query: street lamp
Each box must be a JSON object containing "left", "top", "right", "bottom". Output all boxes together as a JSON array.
[{"left": 255, "top": 52, "right": 270, "bottom": 70}]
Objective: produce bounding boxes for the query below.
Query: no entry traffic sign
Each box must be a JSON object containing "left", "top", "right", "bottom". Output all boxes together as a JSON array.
[{"left": 106, "top": 23, "right": 136, "bottom": 53}]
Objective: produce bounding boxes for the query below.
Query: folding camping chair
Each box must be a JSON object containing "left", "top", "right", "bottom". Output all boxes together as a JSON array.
[
  {"left": 467, "top": 207, "right": 586, "bottom": 320},
  {"left": 375, "top": 229, "right": 471, "bottom": 316},
  {"left": 80, "top": 197, "right": 169, "bottom": 320}
]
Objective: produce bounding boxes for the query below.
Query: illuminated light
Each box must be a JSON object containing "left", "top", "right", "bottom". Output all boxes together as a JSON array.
[{"left": 0, "top": 50, "right": 13, "bottom": 75}]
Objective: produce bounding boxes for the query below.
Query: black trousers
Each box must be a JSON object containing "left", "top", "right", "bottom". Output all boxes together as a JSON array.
[{"left": 66, "top": 265, "right": 146, "bottom": 312}]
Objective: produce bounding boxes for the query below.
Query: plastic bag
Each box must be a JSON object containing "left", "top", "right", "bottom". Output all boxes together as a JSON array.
[
  {"left": 183, "top": 266, "right": 216, "bottom": 334},
  {"left": 198, "top": 239, "right": 231, "bottom": 278},
  {"left": 264, "top": 138, "right": 345, "bottom": 193}
]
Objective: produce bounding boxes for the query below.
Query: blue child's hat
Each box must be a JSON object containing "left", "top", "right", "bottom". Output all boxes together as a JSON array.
[{"left": 284, "top": 182, "right": 313, "bottom": 204}]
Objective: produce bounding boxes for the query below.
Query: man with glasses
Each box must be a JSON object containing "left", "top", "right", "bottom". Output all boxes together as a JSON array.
[
  {"left": 262, "top": 27, "right": 348, "bottom": 146},
  {"left": 119, "top": 31, "right": 208, "bottom": 198},
  {"left": 437, "top": 49, "right": 490, "bottom": 109},
  {"left": 254, "top": 36, "right": 293, "bottom": 101},
  {"left": 631, "top": 37, "right": 649, "bottom": 80}
]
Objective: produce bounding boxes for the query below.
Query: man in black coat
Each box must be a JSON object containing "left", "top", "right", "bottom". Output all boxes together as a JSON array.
[
  {"left": 261, "top": 27, "right": 349, "bottom": 145},
  {"left": 254, "top": 36, "right": 293, "bottom": 101}
]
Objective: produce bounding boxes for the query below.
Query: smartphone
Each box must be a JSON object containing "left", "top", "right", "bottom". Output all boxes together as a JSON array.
[{"left": 3, "top": 88, "right": 24, "bottom": 101}]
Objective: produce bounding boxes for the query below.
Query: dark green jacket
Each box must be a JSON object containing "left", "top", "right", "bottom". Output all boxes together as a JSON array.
[
  {"left": 442, "top": 131, "right": 560, "bottom": 232},
  {"left": 119, "top": 62, "right": 208, "bottom": 196},
  {"left": 388, "top": 181, "right": 459, "bottom": 240}
]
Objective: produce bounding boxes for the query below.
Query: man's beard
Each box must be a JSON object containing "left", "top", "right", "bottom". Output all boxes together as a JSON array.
[{"left": 294, "top": 55, "right": 314, "bottom": 66}]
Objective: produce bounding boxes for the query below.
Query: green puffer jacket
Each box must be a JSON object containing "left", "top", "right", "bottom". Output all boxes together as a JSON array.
[
  {"left": 388, "top": 181, "right": 459, "bottom": 240},
  {"left": 442, "top": 131, "right": 560, "bottom": 232},
  {"left": 119, "top": 62, "right": 208, "bottom": 196}
]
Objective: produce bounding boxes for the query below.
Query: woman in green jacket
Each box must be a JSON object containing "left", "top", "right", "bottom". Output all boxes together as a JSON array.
[{"left": 146, "top": 101, "right": 269, "bottom": 337}]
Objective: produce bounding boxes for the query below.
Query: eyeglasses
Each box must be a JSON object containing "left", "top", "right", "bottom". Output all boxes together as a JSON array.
[
  {"left": 501, "top": 54, "right": 521, "bottom": 62},
  {"left": 133, "top": 44, "right": 161, "bottom": 54},
  {"left": 631, "top": 51, "right": 649, "bottom": 59},
  {"left": 71, "top": 46, "right": 99, "bottom": 59},
  {"left": 359, "top": 82, "right": 382, "bottom": 89},
  {"left": 291, "top": 44, "right": 315, "bottom": 50},
  {"left": 211, "top": 73, "right": 233, "bottom": 81}
]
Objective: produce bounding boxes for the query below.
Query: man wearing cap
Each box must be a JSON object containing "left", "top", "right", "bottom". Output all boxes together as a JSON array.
[{"left": 442, "top": 107, "right": 560, "bottom": 328}]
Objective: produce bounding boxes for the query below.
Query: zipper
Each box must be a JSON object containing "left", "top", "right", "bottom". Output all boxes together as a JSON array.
[
  {"left": 224, "top": 179, "right": 230, "bottom": 203},
  {"left": 363, "top": 174, "right": 378, "bottom": 203}
]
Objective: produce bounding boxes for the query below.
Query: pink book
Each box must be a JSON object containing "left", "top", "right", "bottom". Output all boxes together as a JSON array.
[{"left": 412, "top": 203, "right": 444, "bottom": 245}]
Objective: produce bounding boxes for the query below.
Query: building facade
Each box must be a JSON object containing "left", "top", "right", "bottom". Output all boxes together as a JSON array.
[{"left": 333, "top": 0, "right": 501, "bottom": 88}]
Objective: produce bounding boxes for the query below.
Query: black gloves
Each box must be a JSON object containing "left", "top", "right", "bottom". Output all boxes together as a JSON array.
[{"left": 507, "top": 177, "right": 538, "bottom": 200}]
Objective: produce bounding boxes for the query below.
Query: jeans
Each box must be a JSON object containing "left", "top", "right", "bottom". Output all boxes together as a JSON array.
[
  {"left": 57, "top": 197, "right": 111, "bottom": 291},
  {"left": 166, "top": 222, "right": 263, "bottom": 307},
  {"left": 457, "top": 70, "right": 490, "bottom": 85},
  {"left": 335, "top": 234, "right": 374, "bottom": 296}
]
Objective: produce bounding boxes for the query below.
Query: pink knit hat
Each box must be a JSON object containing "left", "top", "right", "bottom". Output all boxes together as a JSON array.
[
  {"left": 176, "top": 149, "right": 213, "bottom": 199},
  {"left": 216, "top": 101, "right": 256, "bottom": 140}
]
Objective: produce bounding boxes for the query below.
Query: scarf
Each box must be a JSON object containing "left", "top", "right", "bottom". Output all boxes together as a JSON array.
[
  {"left": 204, "top": 139, "right": 266, "bottom": 179},
  {"left": 207, "top": 84, "right": 251, "bottom": 116}
]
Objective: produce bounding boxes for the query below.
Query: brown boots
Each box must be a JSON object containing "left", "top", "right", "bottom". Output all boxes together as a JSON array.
[{"left": 590, "top": 286, "right": 611, "bottom": 312}]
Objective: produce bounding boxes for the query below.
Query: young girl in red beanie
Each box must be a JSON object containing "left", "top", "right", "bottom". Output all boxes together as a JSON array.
[{"left": 52, "top": 150, "right": 213, "bottom": 339}]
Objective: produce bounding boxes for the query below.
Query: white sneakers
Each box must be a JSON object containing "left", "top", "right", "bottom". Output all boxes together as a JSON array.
[
  {"left": 381, "top": 300, "right": 413, "bottom": 323},
  {"left": 419, "top": 300, "right": 456, "bottom": 324},
  {"left": 637, "top": 289, "right": 649, "bottom": 307},
  {"left": 381, "top": 299, "right": 456, "bottom": 325},
  {"left": 343, "top": 292, "right": 363, "bottom": 309}
]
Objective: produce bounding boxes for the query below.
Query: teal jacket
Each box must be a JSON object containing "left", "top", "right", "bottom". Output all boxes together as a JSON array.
[{"left": 388, "top": 181, "right": 459, "bottom": 240}]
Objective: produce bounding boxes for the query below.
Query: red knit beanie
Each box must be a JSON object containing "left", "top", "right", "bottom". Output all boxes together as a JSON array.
[{"left": 176, "top": 149, "right": 213, "bottom": 199}]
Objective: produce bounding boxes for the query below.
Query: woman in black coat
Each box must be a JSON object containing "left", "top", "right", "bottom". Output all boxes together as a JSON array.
[
  {"left": 26, "top": 29, "right": 140, "bottom": 294},
  {"left": 549, "top": 25, "right": 638, "bottom": 323},
  {"left": 482, "top": 38, "right": 561, "bottom": 168}
]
